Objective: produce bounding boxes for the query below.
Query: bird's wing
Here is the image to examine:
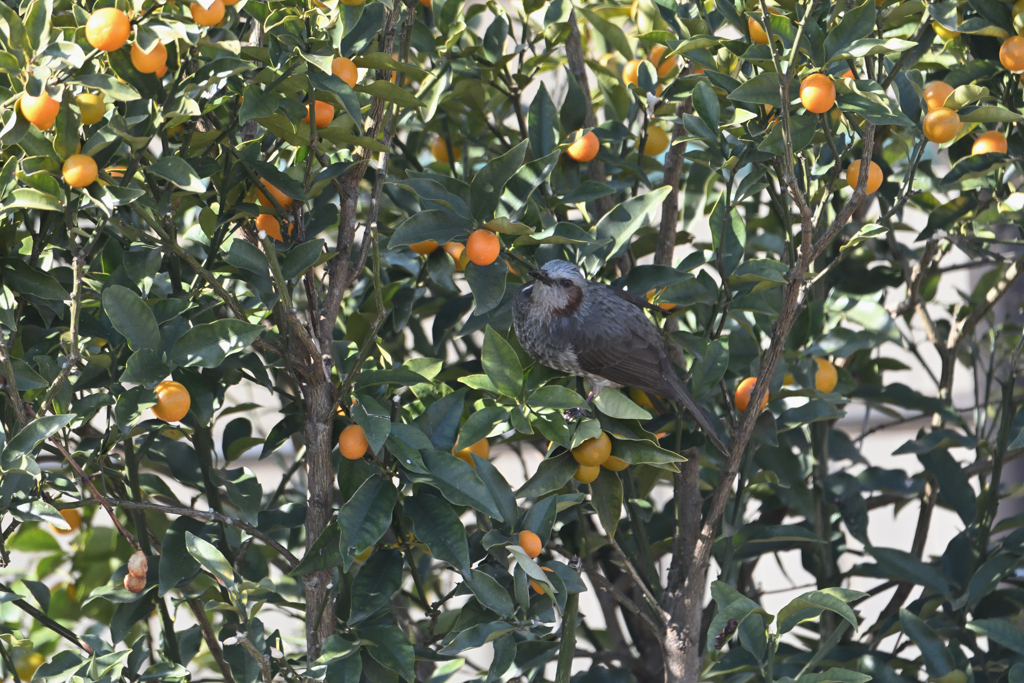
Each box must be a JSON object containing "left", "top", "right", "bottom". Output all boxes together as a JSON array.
[{"left": 569, "top": 287, "right": 677, "bottom": 396}]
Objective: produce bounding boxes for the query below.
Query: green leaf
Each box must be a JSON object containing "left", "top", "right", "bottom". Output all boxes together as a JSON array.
[
  {"left": 350, "top": 549, "right": 404, "bottom": 624},
  {"left": 212, "top": 467, "right": 261, "bottom": 526},
  {"left": 8, "top": 188, "right": 61, "bottom": 212},
  {"left": 338, "top": 477, "right": 399, "bottom": 568},
  {"left": 610, "top": 437, "right": 685, "bottom": 469},
  {"left": 102, "top": 285, "right": 161, "bottom": 352},
  {"left": 528, "top": 83, "right": 559, "bottom": 159},
  {"left": 465, "top": 261, "right": 507, "bottom": 314},
  {"left": 1, "top": 414, "right": 74, "bottom": 471},
  {"left": 440, "top": 622, "right": 515, "bottom": 655},
  {"left": 71, "top": 74, "right": 140, "bottom": 101},
  {"left": 689, "top": 339, "right": 729, "bottom": 399},
  {"left": 871, "top": 547, "right": 950, "bottom": 596},
  {"left": 590, "top": 468, "right": 622, "bottom": 536},
  {"left": 579, "top": 8, "right": 634, "bottom": 60},
  {"left": 405, "top": 491, "right": 472, "bottom": 574},
  {"left": 354, "top": 80, "right": 423, "bottom": 109},
  {"left": 291, "top": 520, "right": 342, "bottom": 577},
  {"left": 184, "top": 532, "right": 235, "bottom": 588},
  {"left": 840, "top": 223, "right": 886, "bottom": 253},
  {"left": 482, "top": 326, "right": 523, "bottom": 397},
  {"left": 516, "top": 453, "right": 578, "bottom": 498},
  {"left": 967, "top": 618, "right": 1024, "bottom": 656},
  {"left": 827, "top": 38, "right": 917, "bottom": 62},
  {"left": 693, "top": 80, "right": 721, "bottom": 129},
  {"left": 281, "top": 239, "right": 325, "bottom": 280},
  {"left": 158, "top": 517, "right": 205, "bottom": 596},
  {"left": 528, "top": 385, "right": 588, "bottom": 410},
  {"left": 471, "top": 454, "right": 518, "bottom": 526},
  {"left": 359, "top": 624, "right": 415, "bottom": 682},
  {"left": 900, "top": 608, "right": 955, "bottom": 677},
  {"left": 147, "top": 157, "right": 205, "bottom": 193},
  {"left": 470, "top": 140, "right": 528, "bottom": 220},
  {"left": 728, "top": 72, "right": 786, "bottom": 107},
  {"left": 351, "top": 394, "right": 391, "bottom": 456},
  {"left": 777, "top": 588, "right": 864, "bottom": 634},
  {"left": 593, "top": 389, "right": 651, "bottom": 420},
  {"left": 455, "top": 407, "right": 509, "bottom": 452},
  {"left": 467, "top": 569, "right": 515, "bottom": 617},
  {"left": 419, "top": 449, "right": 503, "bottom": 519},
  {"left": 171, "top": 320, "right": 263, "bottom": 368},
  {"left": 308, "top": 71, "right": 363, "bottom": 130},
  {"left": 823, "top": 0, "right": 876, "bottom": 60},
  {"left": 388, "top": 209, "right": 472, "bottom": 248},
  {"left": 2, "top": 259, "right": 68, "bottom": 300},
  {"left": 592, "top": 187, "right": 672, "bottom": 259},
  {"left": 121, "top": 348, "right": 170, "bottom": 385},
  {"left": 958, "top": 106, "right": 1024, "bottom": 123},
  {"left": 709, "top": 193, "right": 745, "bottom": 276}
]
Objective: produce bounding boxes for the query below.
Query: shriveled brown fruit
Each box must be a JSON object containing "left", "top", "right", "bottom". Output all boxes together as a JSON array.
[{"left": 128, "top": 550, "right": 149, "bottom": 579}]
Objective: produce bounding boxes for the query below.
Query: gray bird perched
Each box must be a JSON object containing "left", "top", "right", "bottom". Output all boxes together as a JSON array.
[{"left": 513, "top": 259, "right": 729, "bottom": 454}]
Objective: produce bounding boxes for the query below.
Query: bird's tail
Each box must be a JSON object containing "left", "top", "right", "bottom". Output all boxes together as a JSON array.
[{"left": 670, "top": 381, "right": 731, "bottom": 455}]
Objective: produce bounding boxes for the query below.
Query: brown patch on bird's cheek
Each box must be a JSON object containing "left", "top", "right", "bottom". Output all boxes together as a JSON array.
[{"left": 553, "top": 285, "right": 584, "bottom": 316}]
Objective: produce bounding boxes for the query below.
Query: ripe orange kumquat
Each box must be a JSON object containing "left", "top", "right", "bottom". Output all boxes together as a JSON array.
[
  {"left": 21, "top": 91, "right": 60, "bottom": 130},
  {"left": 572, "top": 432, "right": 612, "bottom": 467},
  {"left": 153, "top": 381, "right": 191, "bottom": 422},
  {"left": 332, "top": 57, "right": 358, "bottom": 88},
  {"left": 444, "top": 242, "right": 469, "bottom": 270},
  {"left": 410, "top": 240, "right": 439, "bottom": 255},
  {"left": 800, "top": 73, "right": 836, "bottom": 114},
  {"left": 644, "top": 125, "right": 669, "bottom": 155},
  {"left": 622, "top": 59, "right": 642, "bottom": 86},
  {"left": 735, "top": 377, "right": 768, "bottom": 413},
  {"left": 131, "top": 42, "right": 168, "bottom": 74},
  {"left": 530, "top": 567, "right": 555, "bottom": 593},
  {"left": 923, "top": 81, "right": 954, "bottom": 112},
  {"left": 454, "top": 438, "right": 489, "bottom": 466},
  {"left": 748, "top": 16, "right": 769, "bottom": 44},
  {"left": 814, "top": 358, "right": 838, "bottom": 393},
  {"left": 923, "top": 107, "right": 961, "bottom": 144},
  {"left": 1000, "top": 36, "right": 1024, "bottom": 72},
  {"left": 339, "top": 424, "right": 369, "bottom": 459},
  {"left": 602, "top": 455, "right": 629, "bottom": 471},
  {"left": 255, "top": 213, "right": 290, "bottom": 241},
  {"left": 86, "top": 8, "right": 131, "bottom": 52},
  {"left": 52, "top": 508, "right": 82, "bottom": 534},
  {"left": 973, "top": 130, "right": 1008, "bottom": 155},
  {"left": 430, "top": 136, "right": 461, "bottom": 164},
  {"left": 648, "top": 45, "right": 676, "bottom": 77},
  {"left": 566, "top": 131, "right": 599, "bottom": 162},
  {"left": 77, "top": 93, "right": 106, "bottom": 125},
  {"left": 574, "top": 464, "right": 601, "bottom": 484},
  {"left": 190, "top": 0, "right": 225, "bottom": 27},
  {"left": 304, "top": 100, "right": 335, "bottom": 128},
  {"left": 846, "top": 160, "right": 883, "bottom": 194},
  {"left": 466, "top": 229, "right": 500, "bottom": 266},
  {"left": 256, "top": 180, "right": 294, "bottom": 209},
  {"left": 63, "top": 154, "right": 99, "bottom": 188},
  {"left": 519, "top": 530, "right": 542, "bottom": 558}
]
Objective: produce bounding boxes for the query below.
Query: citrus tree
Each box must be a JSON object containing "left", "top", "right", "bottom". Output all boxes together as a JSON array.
[{"left": 2, "top": 0, "right": 1024, "bottom": 680}]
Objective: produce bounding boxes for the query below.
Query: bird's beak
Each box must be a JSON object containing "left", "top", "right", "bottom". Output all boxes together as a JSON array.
[{"left": 528, "top": 269, "right": 549, "bottom": 283}]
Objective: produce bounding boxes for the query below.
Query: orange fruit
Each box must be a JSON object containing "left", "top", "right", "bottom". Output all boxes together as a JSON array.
[
  {"left": 153, "top": 381, "right": 191, "bottom": 422},
  {"left": 21, "top": 91, "right": 60, "bottom": 130},
  {"left": 734, "top": 377, "right": 768, "bottom": 413},
  {"left": 420, "top": 0, "right": 431, "bottom": 6},
  {"left": 63, "top": 154, "right": 98, "bottom": 188},
  {"left": 814, "top": 358, "right": 838, "bottom": 393},
  {"left": 332, "top": 57, "right": 358, "bottom": 88},
  {"left": 155, "top": 63, "right": 168, "bottom": 78},
  {"left": 52, "top": 508, "right": 82, "bottom": 534},
  {"left": 1014, "top": 0, "right": 1024, "bottom": 20},
  {"left": 648, "top": 45, "right": 676, "bottom": 77},
  {"left": 303, "top": 100, "right": 335, "bottom": 129},
  {"left": 846, "top": 159, "right": 883, "bottom": 194},
  {"left": 933, "top": 22, "right": 959, "bottom": 40},
  {"left": 973, "top": 130, "right": 1008, "bottom": 155},
  {"left": 574, "top": 464, "right": 601, "bottom": 484},
  {"left": 77, "top": 92, "right": 106, "bottom": 125},
  {"left": 410, "top": 240, "right": 439, "bottom": 255},
  {"left": 572, "top": 432, "right": 612, "bottom": 467},
  {"left": 519, "top": 530, "right": 542, "bottom": 558},
  {"left": 783, "top": 373, "right": 795, "bottom": 386},
  {"left": 1000, "top": 36, "right": 1024, "bottom": 72},
  {"left": 454, "top": 438, "right": 489, "bottom": 466},
  {"left": 430, "top": 136, "right": 461, "bottom": 164},
  {"left": 530, "top": 566, "right": 555, "bottom": 593},
  {"left": 644, "top": 125, "right": 669, "bottom": 155},
  {"left": 255, "top": 213, "right": 291, "bottom": 241},
  {"left": 131, "top": 41, "right": 168, "bottom": 74},
  {"left": 748, "top": 16, "right": 769, "bottom": 44},
  {"left": 190, "top": 0, "right": 225, "bottom": 26},
  {"left": 466, "top": 229, "right": 500, "bottom": 266},
  {"left": 923, "top": 82, "right": 954, "bottom": 112},
  {"left": 841, "top": 69, "right": 854, "bottom": 78},
  {"left": 622, "top": 59, "right": 641, "bottom": 86},
  {"left": 444, "top": 241, "right": 469, "bottom": 270},
  {"left": 799, "top": 74, "right": 835, "bottom": 114},
  {"left": 339, "top": 424, "right": 369, "bottom": 459},
  {"left": 86, "top": 7, "right": 131, "bottom": 52},
  {"left": 256, "top": 180, "right": 294, "bottom": 209},
  {"left": 566, "top": 130, "right": 599, "bottom": 162},
  {"left": 923, "top": 107, "right": 961, "bottom": 143},
  {"left": 629, "top": 387, "right": 656, "bottom": 410},
  {"left": 602, "top": 455, "right": 629, "bottom": 471}
]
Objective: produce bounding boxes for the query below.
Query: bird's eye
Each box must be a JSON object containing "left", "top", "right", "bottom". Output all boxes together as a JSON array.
[{"left": 559, "top": 278, "right": 571, "bottom": 286}]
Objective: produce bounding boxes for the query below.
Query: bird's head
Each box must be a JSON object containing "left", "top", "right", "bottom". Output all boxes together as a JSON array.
[{"left": 526, "top": 260, "right": 588, "bottom": 316}]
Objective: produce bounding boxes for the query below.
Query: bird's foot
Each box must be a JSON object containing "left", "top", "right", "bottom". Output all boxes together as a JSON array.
[{"left": 563, "top": 407, "right": 593, "bottom": 422}]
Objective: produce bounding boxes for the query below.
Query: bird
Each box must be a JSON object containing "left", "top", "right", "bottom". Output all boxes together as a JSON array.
[{"left": 512, "top": 259, "right": 729, "bottom": 454}]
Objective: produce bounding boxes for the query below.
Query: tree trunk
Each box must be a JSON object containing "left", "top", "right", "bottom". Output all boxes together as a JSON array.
[
  {"left": 303, "top": 378, "right": 336, "bottom": 658},
  {"left": 663, "top": 454, "right": 705, "bottom": 683}
]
